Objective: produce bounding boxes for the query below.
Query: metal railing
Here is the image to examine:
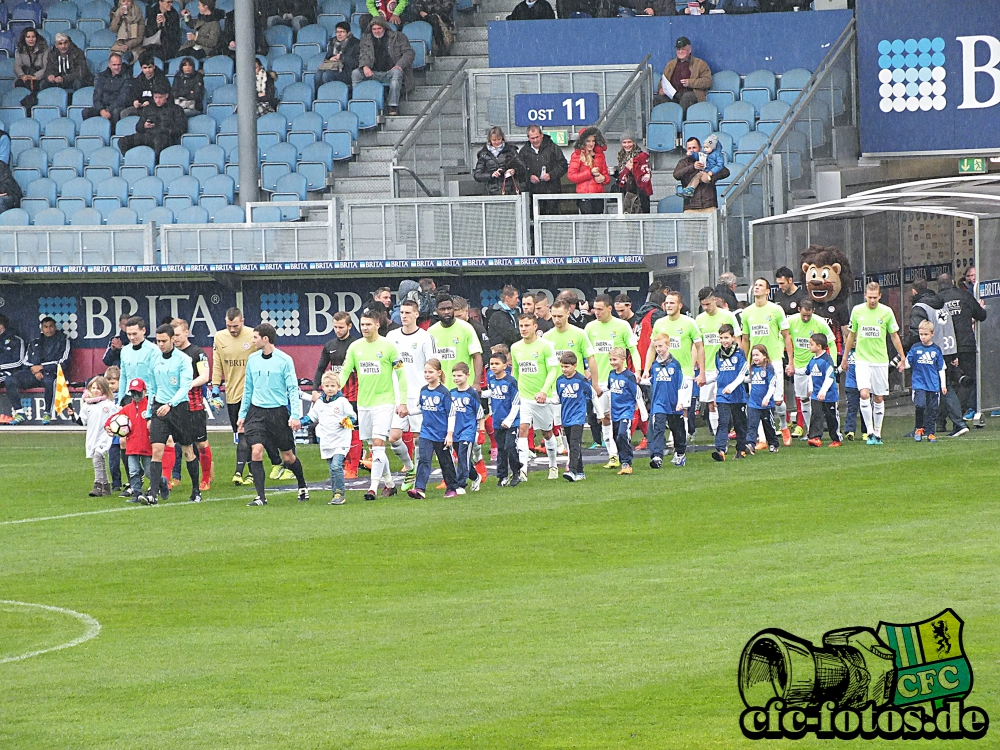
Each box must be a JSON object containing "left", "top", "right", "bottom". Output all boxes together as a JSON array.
[
  {"left": 161, "top": 201, "right": 338, "bottom": 265},
  {"left": 593, "top": 54, "right": 652, "bottom": 144},
  {"left": 392, "top": 59, "right": 470, "bottom": 199},
  {"left": 718, "top": 19, "right": 858, "bottom": 279},
  {"left": 533, "top": 193, "right": 623, "bottom": 216},
  {"left": 467, "top": 64, "right": 644, "bottom": 145},
  {"left": 0, "top": 224, "right": 151, "bottom": 267},
  {"left": 341, "top": 195, "right": 529, "bottom": 260}
]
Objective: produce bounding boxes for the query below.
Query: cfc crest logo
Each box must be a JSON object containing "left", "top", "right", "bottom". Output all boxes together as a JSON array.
[{"left": 738, "top": 610, "right": 987, "bottom": 741}]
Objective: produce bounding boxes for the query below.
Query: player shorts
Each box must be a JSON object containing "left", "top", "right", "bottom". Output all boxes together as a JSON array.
[
  {"left": 677, "top": 376, "right": 694, "bottom": 409},
  {"left": 226, "top": 401, "right": 241, "bottom": 433},
  {"left": 519, "top": 400, "right": 554, "bottom": 431},
  {"left": 793, "top": 372, "right": 812, "bottom": 400},
  {"left": 595, "top": 390, "right": 611, "bottom": 420},
  {"left": 243, "top": 404, "right": 295, "bottom": 453},
  {"left": 188, "top": 408, "right": 208, "bottom": 443},
  {"left": 698, "top": 370, "right": 718, "bottom": 403},
  {"left": 149, "top": 401, "right": 194, "bottom": 447},
  {"left": 390, "top": 398, "right": 423, "bottom": 433},
  {"left": 854, "top": 361, "right": 889, "bottom": 396},
  {"left": 550, "top": 402, "right": 562, "bottom": 428},
  {"left": 359, "top": 404, "right": 395, "bottom": 441},
  {"left": 772, "top": 366, "right": 785, "bottom": 404}
]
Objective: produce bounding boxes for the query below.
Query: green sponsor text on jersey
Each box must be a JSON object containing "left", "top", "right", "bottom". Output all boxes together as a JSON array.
[
  {"left": 510, "top": 337, "right": 559, "bottom": 398},
  {"left": 695, "top": 309, "right": 738, "bottom": 373},
  {"left": 428, "top": 319, "right": 483, "bottom": 389},
  {"left": 585, "top": 318, "right": 637, "bottom": 382},
  {"left": 652, "top": 314, "right": 702, "bottom": 377},
  {"left": 787, "top": 313, "right": 835, "bottom": 369},
  {"left": 741, "top": 301, "right": 789, "bottom": 362},
  {"left": 341, "top": 337, "right": 404, "bottom": 407},
  {"left": 850, "top": 303, "right": 899, "bottom": 364}
]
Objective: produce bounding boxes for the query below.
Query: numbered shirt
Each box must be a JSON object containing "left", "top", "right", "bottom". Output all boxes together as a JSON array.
[
  {"left": 651, "top": 314, "right": 703, "bottom": 377},
  {"left": 340, "top": 336, "right": 404, "bottom": 408},
  {"left": 695, "top": 309, "right": 738, "bottom": 373},
  {"left": 786, "top": 313, "right": 835, "bottom": 370},
  {"left": 428, "top": 319, "right": 483, "bottom": 390},
  {"left": 849, "top": 303, "right": 899, "bottom": 364},
  {"left": 418, "top": 384, "right": 452, "bottom": 442},
  {"left": 585, "top": 317, "right": 638, "bottom": 383},
  {"left": 544, "top": 326, "right": 596, "bottom": 391},
  {"left": 386, "top": 327, "right": 435, "bottom": 404},
  {"left": 510, "top": 336, "right": 559, "bottom": 398},
  {"left": 741, "top": 302, "right": 789, "bottom": 363}
]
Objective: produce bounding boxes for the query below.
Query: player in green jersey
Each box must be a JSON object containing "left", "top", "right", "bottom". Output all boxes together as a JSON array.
[
  {"left": 784, "top": 298, "right": 835, "bottom": 438},
  {"left": 545, "top": 301, "right": 599, "bottom": 461},
  {"left": 511, "top": 314, "right": 561, "bottom": 480},
  {"left": 643, "top": 291, "right": 705, "bottom": 426},
  {"left": 694, "top": 286, "right": 740, "bottom": 436},
  {"left": 741, "top": 277, "right": 795, "bottom": 446},
  {"left": 340, "top": 311, "right": 408, "bottom": 500},
  {"left": 427, "top": 294, "right": 484, "bottom": 390},
  {"left": 584, "top": 294, "right": 642, "bottom": 467},
  {"left": 839, "top": 281, "right": 905, "bottom": 445}
]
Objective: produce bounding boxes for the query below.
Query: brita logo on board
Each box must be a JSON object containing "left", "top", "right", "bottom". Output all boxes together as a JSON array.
[{"left": 877, "top": 37, "right": 947, "bottom": 113}]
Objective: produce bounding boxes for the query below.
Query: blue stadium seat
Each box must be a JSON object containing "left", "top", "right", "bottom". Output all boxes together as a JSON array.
[
  {"left": 759, "top": 99, "right": 790, "bottom": 124},
  {"left": 20, "top": 197, "right": 50, "bottom": 222},
  {"left": 59, "top": 175, "right": 93, "bottom": 205},
  {"left": 645, "top": 123, "right": 676, "bottom": 153},
  {"left": 685, "top": 101, "right": 718, "bottom": 129},
  {"left": 37, "top": 86, "right": 68, "bottom": 115},
  {"left": 300, "top": 140, "right": 335, "bottom": 170},
  {"left": 202, "top": 55, "right": 234, "bottom": 82},
  {"left": 68, "top": 86, "right": 94, "bottom": 124},
  {"left": 11, "top": 3, "right": 43, "bottom": 29},
  {"left": 144, "top": 206, "right": 174, "bottom": 224},
  {"left": 176, "top": 205, "right": 209, "bottom": 224},
  {"left": 88, "top": 145, "right": 121, "bottom": 174},
  {"left": 279, "top": 81, "right": 313, "bottom": 117},
  {"left": 77, "top": 18, "right": 107, "bottom": 36},
  {"left": 129, "top": 176, "right": 164, "bottom": 210},
  {"left": 251, "top": 205, "right": 284, "bottom": 223},
  {"left": 34, "top": 207, "right": 67, "bottom": 226},
  {"left": 181, "top": 114, "right": 217, "bottom": 151},
  {"left": 213, "top": 204, "right": 244, "bottom": 223},
  {"left": 275, "top": 171, "right": 307, "bottom": 200},
  {"left": 225, "top": 162, "right": 239, "bottom": 190},
  {"left": 657, "top": 195, "right": 684, "bottom": 213},
  {"left": 317, "top": 80, "right": 349, "bottom": 110},
  {"left": 196, "top": 193, "right": 227, "bottom": 221},
  {"left": 779, "top": 68, "right": 811, "bottom": 92},
  {"left": 77, "top": 115, "right": 112, "bottom": 155},
  {"left": 218, "top": 113, "right": 238, "bottom": 134},
  {"left": 402, "top": 21, "right": 432, "bottom": 69},
  {"left": 8, "top": 118, "right": 39, "bottom": 157},
  {"left": 51, "top": 147, "right": 84, "bottom": 177},
  {"left": 123, "top": 144, "right": 155, "bottom": 176},
  {"left": 264, "top": 25, "right": 293, "bottom": 55},
  {"left": 720, "top": 101, "right": 756, "bottom": 142},
  {"left": 324, "top": 110, "right": 359, "bottom": 143},
  {"left": 270, "top": 53, "right": 303, "bottom": 91},
  {"left": 107, "top": 206, "right": 138, "bottom": 225},
  {"left": 260, "top": 161, "right": 291, "bottom": 192},
  {"left": 711, "top": 70, "right": 742, "bottom": 98},
  {"left": 31, "top": 105, "right": 61, "bottom": 132},
  {"left": 351, "top": 78, "right": 384, "bottom": 108},
  {"left": 736, "top": 131, "right": 769, "bottom": 157},
  {"left": 166, "top": 173, "right": 200, "bottom": 204},
  {"left": 706, "top": 90, "right": 734, "bottom": 111},
  {"left": 93, "top": 175, "right": 129, "bottom": 219},
  {"left": 650, "top": 102, "right": 683, "bottom": 134},
  {"left": 296, "top": 160, "right": 326, "bottom": 191},
  {"left": 257, "top": 111, "right": 288, "bottom": 140},
  {"left": 202, "top": 173, "right": 234, "bottom": 203},
  {"left": 71, "top": 207, "right": 104, "bottom": 225},
  {"left": 263, "top": 141, "right": 297, "bottom": 169},
  {"left": 16, "top": 146, "right": 48, "bottom": 177},
  {"left": 740, "top": 87, "right": 771, "bottom": 116},
  {"left": 113, "top": 115, "right": 139, "bottom": 151},
  {"left": 155, "top": 144, "right": 192, "bottom": 181},
  {"left": 0, "top": 208, "right": 29, "bottom": 225},
  {"left": 313, "top": 99, "right": 343, "bottom": 128},
  {"left": 744, "top": 69, "right": 776, "bottom": 98},
  {"left": 207, "top": 84, "right": 237, "bottom": 120}
]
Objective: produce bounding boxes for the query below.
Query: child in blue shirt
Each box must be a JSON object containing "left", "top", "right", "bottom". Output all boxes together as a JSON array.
[
  {"left": 608, "top": 347, "right": 641, "bottom": 475},
  {"left": 555, "top": 351, "right": 599, "bottom": 482},
  {"left": 713, "top": 324, "right": 749, "bottom": 461},
  {"left": 906, "top": 320, "right": 947, "bottom": 443},
  {"left": 646, "top": 332, "right": 687, "bottom": 468},
  {"left": 842, "top": 348, "right": 869, "bottom": 440},
  {"left": 805, "top": 332, "right": 842, "bottom": 447},
  {"left": 487, "top": 351, "right": 522, "bottom": 487},
  {"left": 745, "top": 344, "right": 781, "bottom": 454},
  {"left": 408, "top": 358, "right": 458, "bottom": 500},
  {"left": 447, "top": 362, "right": 485, "bottom": 493}
]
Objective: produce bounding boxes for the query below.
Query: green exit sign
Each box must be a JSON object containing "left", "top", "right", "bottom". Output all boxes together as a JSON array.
[
  {"left": 958, "top": 157, "right": 987, "bottom": 174},
  {"left": 542, "top": 129, "right": 569, "bottom": 146}
]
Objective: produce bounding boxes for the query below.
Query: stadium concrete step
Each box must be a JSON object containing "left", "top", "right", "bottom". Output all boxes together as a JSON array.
[
  {"left": 348, "top": 160, "right": 393, "bottom": 178},
  {"left": 370, "top": 129, "right": 466, "bottom": 146},
  {"left": 471, "top": 0, "right": 521, "bottom": 18},
  {"left": 331, "top": 176, "right": 393, "bottom": 195},
  {"left": 407, "top": 85, "right": 446, "bottom": 102},
  {"left": 399, "top": 98, "right": 463, "bottom": 116},
  {"left": 456, "top": 26, "right": 488, "bottom": 41},
  {"left": 434, "top": 54, "right": 489, "bottom": 71},
  {"left": 356, "top": 145, "right": 395, "bottom": 162},
  {"left": 448, "top": 40, "right": 489, "bottom": 57}
]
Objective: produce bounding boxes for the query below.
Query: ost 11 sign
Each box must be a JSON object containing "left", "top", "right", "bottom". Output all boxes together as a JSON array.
[{"left": 513, "top": 93, "right": 600, "bottom": 127}]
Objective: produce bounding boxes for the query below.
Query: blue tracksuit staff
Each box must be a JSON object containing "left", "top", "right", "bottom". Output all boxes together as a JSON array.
[
  {"left": 5, "top": 326, "right": 71, "bottom": 418},
  {"left": 0, "top": 327, "right": 25, "bottom": 382},
  {"left": 647, "top": 353, "right": 686, "bottom": 466},
  {"left": 608, "top": 368, "right": 639, "bottom": 467},
  {"left": 118, "top": 339, "right": 160, "bottom": 403},
  {"left": 906, "top": 342, "right": 946, "bottom": 438},
  {"left": 449, "top": 387, "right": 483, "bottom": 489},
  {"left": 102, "top": 329, "right": 129, "bottom": 367},
  {"left": 556, "top": 371, "right": 595, "bottom": 478},
  {"left": 746, "top": 363, "right": 780, "bottom": 451},
  {"left": 714, "top": 344, "right": 748, "bottom": 457},
  {"left": 415, "top": 384, "right": 457, "bottom": 493},
  {"left": 488, "top": 370, "right": 521, "bottom": 484}
]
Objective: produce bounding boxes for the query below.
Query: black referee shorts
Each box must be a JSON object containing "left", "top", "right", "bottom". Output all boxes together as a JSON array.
[
  {"left": 244, "top": 405, "right": 295, "bottom": 453},
  {"left": 149, "top": 401, "right": 194, "bottom": 447},
  {"left": 189, "top": 408, "right": 208, "bottom": 443}
]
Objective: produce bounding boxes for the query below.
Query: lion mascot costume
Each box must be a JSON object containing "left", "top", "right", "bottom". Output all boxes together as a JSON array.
[{"left": 800, "top": 244, "right": 852, "bottom": 355}]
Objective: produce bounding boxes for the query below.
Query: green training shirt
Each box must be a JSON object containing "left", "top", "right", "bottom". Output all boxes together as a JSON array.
[
  {"left": 585, "top": 317, "right": 638, "bottom": 383},
  {"left": 741, "top": 301, "right": 789, "bottom": 363},
  {"left": 850, "top": 303, "right": 899, "bottom": 364},
  {"left": 787, "top": 313, "right": 835, "bottom": 369},
  {"left": 340, "top": 336, "right": 405, "bottom": 408},
  {"left": 695, "top": 309, "right": 738, "bottom": 373},
  {"left": 428, "top": 319, "right": 483, "bottom": 389},
  {"left": 510, "top": 336, "right": 560, "bottom": 399},
  {"left": 652, "top": 314, "right": 703, "bottom": 377}
]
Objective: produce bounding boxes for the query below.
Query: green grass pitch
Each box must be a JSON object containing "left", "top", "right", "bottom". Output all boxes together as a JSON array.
[{"left": 2, "top": 419, "right": 999, "bottom": 748}]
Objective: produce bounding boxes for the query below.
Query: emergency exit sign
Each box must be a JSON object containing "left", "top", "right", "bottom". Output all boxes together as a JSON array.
[{"left": 958, "top": 157, "right": 987, "bottom": 174}]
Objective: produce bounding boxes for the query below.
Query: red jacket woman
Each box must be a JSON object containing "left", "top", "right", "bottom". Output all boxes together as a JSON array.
[{"left": 567, "top": 126, "right": 610, "bottom": 195}]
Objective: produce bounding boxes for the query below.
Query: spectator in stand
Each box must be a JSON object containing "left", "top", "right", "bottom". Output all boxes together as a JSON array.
[
  {"left": 316, "top": 22, "right": 360, "bottom": 90},
  {"left": 13, "top": 28, "right": 48, "bottom": 98},
  {"left": 774, "top": 266, "right": 807, "bottom": 316},
  {"left": 653, "top": 37, "right": 712, "bottom": 114},
  {"left": 673, "top": 136, "right": 729, "bottom": 214},
  {"left": 117, "top": 81, "right": 187, "bottom": 156},
  {"left": 412, "top": 0, "right": 455, "bottom": 55},
  {"left": 519, "top": 125, "right": 567, "bottom": 215},
  {"left": 143, "top": 0, "right": 182, "bottom": 63},
  {"left": 110, "top": 0, "right": 146, "bottom": 63},
  {"left": 117, "top": 52, "right": 170, "bottom": 119},
  {"left": 961, "top": 266, "right": 976, "bottom": 293},
  {"left": 613, "top": 129, "right": 652, "bottom": 214},
  {"left": 0, "top": 314, "right": 26, "bottom": 421},
  {"left": 267, "top": 0, "right": 316, "bottom": 31},
  {"left": 474, "top": 126, "right": 525, "bottom": 197},
  {"left": 568, "top": 126, "right": 609, "bottom": 215},
  {"left": 684, "top": 0, "right": 713, "bottom": 12},
  {"left": 41, "top": 33, "right": 93, "bottom": 93},
  {"left": 534, "top": 295, "right": 554, "bottom": 332},
  {"left": 353, "top": 17, "right": 414, "bottom": 117},
  {"left": 0, "top": 160, "right": 21, "bottom": 212},
  {"left": 180, "top": 0, "right": 222, "bottom": 59},
  {"left": 937, "top": 272, "right": 987, "bottom": 418},
  {"left": 83, "top": 53, "right": 130, "bottom": 124},
  {"left": 619, "top": 0, "right": 675, "bottom": 14},
  {"left": 488, "top": 285, "right": 521, "bottom": 350},
  {"left": 507, "top": 0, "right": 555, "bottom": 19},
  {"left": 715, "top": 272, "right": 740, "bottom": 313},
  {"left": 171, "top": 57, "right": 204, "bottom": 115},
  {"left": 255, "top": 57, "right": 279, "bottom": 114},
  {"left": 361, "top": 0, "right": 405, "bottom": 32},
  {"left": 5, "top": 316, "right": 71, "bottom": 424},
  {"left": 103, "top": 314, "right": 131, "bottom": 367}
]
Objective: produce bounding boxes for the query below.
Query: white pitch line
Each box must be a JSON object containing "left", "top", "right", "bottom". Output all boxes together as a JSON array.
[{"left": 0, "top": 600, "right": 101, "bottom": 664}]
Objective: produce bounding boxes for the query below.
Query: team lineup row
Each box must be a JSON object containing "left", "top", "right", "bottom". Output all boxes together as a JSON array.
[{"left": 93, "top": 275, "right": 922, "bottom": 506}]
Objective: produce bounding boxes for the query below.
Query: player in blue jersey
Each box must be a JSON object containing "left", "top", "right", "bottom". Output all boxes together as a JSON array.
[
  {"left": 906, "top": 320, "right": 947, "bottom": 443},
  {"left": 408, "top": 358, "right": 458, "bottom": 499},
  {"left": 555, "top": 351, "right": 599, "bottom": 482},
  {"left": 487, "top": 351, "right": 522, "bottom": 487},
  {"left": 447, "top": 362, "right": 485, "bottom": 493},
  {"left": 142, "top": 322, "right": 198, "bottom": 505},
  {"left": 713, "top": 324, "right": 749, "bottom": 462},
  {"left": 805, "top": 333, "right": 842, "bottom": 447},
  {"left": 646, "top": 332, "right": 687, "bottom": 468},
  {"left": 607, "top": 347, "right": 641, "bottom": 475},
  {"left": 237, "top": 324, "right": 309, "bottom": 507}
]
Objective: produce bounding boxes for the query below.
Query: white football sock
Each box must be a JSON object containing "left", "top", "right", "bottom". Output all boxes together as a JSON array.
[
  {"left": 873, "top": 400, "right": 885, "bottom": 437},
  {"left": 370, "top": 446, "right": 388, "bottom": 491},
  {"left": 602, "top": 423, "right": 618, "bottom": 457},
  {"left": 708, "top": 409, "right": 719, "bottom": 434},
  {"left": 860, "top": 398, "right": 873, "bottom": 435},
  {"left": 545, "top": 437, "right": 557, "bottom": 468},
  {"left": 776, "top": 400, "right": 788, "bottom": 430},
  {"left": 800, "top": 399, "right": 811, "bottom": 430},
  {"left": 389, "top": 439, "right": 413, "bottom": 471},
  {"left": 517, "top": 437, "right": 531, "bottom": 471}
]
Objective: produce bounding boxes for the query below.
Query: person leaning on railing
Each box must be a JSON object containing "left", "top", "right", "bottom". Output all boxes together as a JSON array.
[
  {"left": 518, "top": 124, "right": 567, "bottom": 214},
  {"left": 473, "top": 126, "right": 526, "bottom": 197}
]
